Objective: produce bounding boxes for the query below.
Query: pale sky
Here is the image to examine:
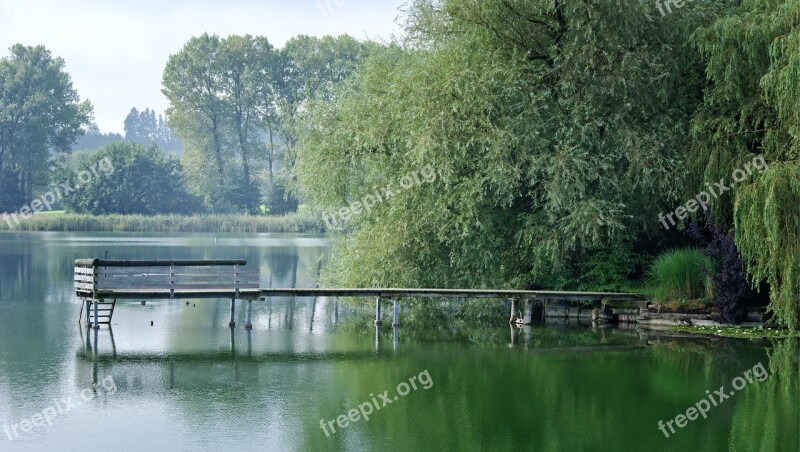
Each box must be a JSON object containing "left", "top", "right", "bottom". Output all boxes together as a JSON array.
[{"left": 0, "top": 0, "right": 407, "bottom": 134}]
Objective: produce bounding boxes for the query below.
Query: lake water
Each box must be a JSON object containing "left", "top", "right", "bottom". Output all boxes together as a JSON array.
[{"left": 0, "top": 232, "right": 797, "bottom": 451}]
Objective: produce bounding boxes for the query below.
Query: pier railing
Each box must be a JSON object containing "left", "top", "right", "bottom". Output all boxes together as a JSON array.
[{"left": 75, "top": 259, "right": 260, "bottom": 329}]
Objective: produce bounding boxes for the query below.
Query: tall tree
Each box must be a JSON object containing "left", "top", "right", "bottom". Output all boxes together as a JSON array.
[
  {"left": 162, "top": 34, "right": 230, "bottom": 209},
  {"left": 163, "top": 33, "right": 376, "bottom": 213},
  {"left": 296, "top": 0, "right": 730, "bottom": 291},
  {"left": 0, "top": 44, "right": 91, "bottom": 207},
  {"left": 692, "top": 0, "right": 800, "bottom": 328},
  {"left": 220, "top": 35, "right": 275, "bottom": 212}
]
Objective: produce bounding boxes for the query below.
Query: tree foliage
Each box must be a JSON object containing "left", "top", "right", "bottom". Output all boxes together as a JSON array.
[
  {"left": 62, "top": 142, "right": 202, "bottom": 215},
  {"left": 123, "top": 107, "right": 182, "bottom": 154},
  {"left": 162, "top": 33, "right": 376, "bottom": 214},
  {"left": 0, "top": 44, "right": 91, "bottom": 209},
  {"left": 692, "top": 0, "right": 800, "bottom": 328},
  {"left": 71, "top": 122, "right": 123, "bottom": 152},
  {"left": 688, "top": 213, "right": 754, "bottom": 324},
  {"left": 296, "top": 0, "right": 730, "bottom": 290}
]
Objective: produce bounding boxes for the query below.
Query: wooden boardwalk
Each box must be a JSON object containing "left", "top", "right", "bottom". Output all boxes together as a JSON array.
[{"left": 75, "top": 258, "right": 647, "bottom": 329}]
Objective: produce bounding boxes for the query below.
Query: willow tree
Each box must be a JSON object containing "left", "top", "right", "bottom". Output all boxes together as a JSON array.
[
  {"left": 692, "top": 0, "right": 800, "bottom": 328},
  {"left": 296, "top": 0, "right": 731, "bottom": 290}
]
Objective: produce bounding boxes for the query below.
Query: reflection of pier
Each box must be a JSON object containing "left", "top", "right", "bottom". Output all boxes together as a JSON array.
[{"left": 76, "top": 326, "right": 395, "bottom": 390}]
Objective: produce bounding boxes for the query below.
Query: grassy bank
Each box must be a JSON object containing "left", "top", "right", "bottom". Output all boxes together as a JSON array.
[{"left": 0, "top": 211, "right": 326, "bottom": 233}]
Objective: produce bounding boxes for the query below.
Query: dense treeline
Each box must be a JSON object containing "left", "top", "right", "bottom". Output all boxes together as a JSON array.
[
  {"left": 295, "top": 0, "right": 800, "bottom": 328},
  {"left": 72, "top": 108, "right": 182, "bottom": 154},
  {"left": 162, "top": 34, "right": 379, "bottom": 214},
  {"left": 123, "top": 108, "right": 183, "bottom": 155},
  {"left": 0, "top": 33, "right": 379, "bottom": 217},
  {"left": 0, "top": 1, "right": 796, "bottom": 327}
]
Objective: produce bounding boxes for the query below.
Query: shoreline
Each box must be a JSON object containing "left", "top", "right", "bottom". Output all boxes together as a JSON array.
[{"left": 0, "top": 212, "right": 326, "bottom": 234}]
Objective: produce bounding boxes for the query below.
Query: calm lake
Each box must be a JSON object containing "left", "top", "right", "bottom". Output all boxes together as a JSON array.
[{"left": 0, "top": 232, "right": 797, "bottom": 451}]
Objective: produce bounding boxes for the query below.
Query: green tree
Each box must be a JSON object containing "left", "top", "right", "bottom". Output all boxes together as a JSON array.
[
  {"left": 163, "top": 33, "right": 377, "bottom": 214},
  {"left": 0, "top": 44, "right": 91, "bottom": 207},
  {"left": 692, "top": 0, "right": 800, "bottom": 328},
  {"left": 72, "top": 122, "right": 123, "bottom": 152},
  {"left": 162, "top": 34, "right": 231, "bottom": 210},
  {"left": 62, "top": 142, "right": 202, "bottom": 215},
  {"left": 219, "top": 35, "right": 276, "bottom": 212},
  {"left": 296, "top": 0, "right": 730, "bottom": 291},
  {"left": 280, "top": 35, "right": 380, "bottom": 199}
]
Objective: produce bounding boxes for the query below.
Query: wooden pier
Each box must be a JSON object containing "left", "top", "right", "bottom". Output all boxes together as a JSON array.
[{"left": 75, "top": 259, "right": 646, "bottom": 329}]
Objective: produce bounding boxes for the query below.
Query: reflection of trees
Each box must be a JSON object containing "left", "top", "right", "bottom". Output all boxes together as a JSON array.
[
  {"left": 294, "top": 328, "right": 796, "bottom": 451},
  {"left": 729, "top": 338, "right": 799, "bottom": 451}
]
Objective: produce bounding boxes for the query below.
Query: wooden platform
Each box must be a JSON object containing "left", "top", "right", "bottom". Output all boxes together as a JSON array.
[
  {"left": 75, "top": 259, "right": 260, "bottom": 329},
  {"left": 75, "top": 258, "right": 648, "bottom": 330},
  {"left": 258, "top": 288, "right": 645, "bottom": 301}
]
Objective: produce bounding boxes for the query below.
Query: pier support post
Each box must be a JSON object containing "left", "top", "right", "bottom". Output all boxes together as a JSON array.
[
  {"left": 85, "top": 299, "right": 92, "bottom": 328},
  {"left": 392, "top": 299, "right": 400, "bottom": 327},
  {"left": 522, "top": 300, "right": 533, "bottom": 325},
  {"left": 375, "top": 297, "right": 383, "bottom": 326},
  {"left": 245, "top": 300, "right": 253, "bottom": 330},
  {"left": 509, "top": 298, "right": 518, "bottom": 325},
  {"left": 229, "top": 298, "right": 236, "bottom": 328},
  {"left": 93, "top": 299, "right": 100, "bottom": 330}
]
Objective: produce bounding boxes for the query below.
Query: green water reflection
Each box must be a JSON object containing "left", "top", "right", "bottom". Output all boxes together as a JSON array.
[{"left": 0, "top": 232, "right": 796, "bottom": 451}]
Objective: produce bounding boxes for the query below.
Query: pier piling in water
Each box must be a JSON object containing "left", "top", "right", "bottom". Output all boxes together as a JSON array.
[
  {"left": 375, "top": 297, "right": 383, "bottom": 326},
  {"left": 245, "top": 300, "right": 253, "bottom": 330}
]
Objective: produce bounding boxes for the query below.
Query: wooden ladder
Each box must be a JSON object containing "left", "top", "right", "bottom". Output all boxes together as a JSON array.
[{"left": 81, "top": 299, "right": 117, "bottom": 327}]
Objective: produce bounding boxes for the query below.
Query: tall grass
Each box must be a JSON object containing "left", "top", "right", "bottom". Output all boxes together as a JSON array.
[
  {"left": 0, "top": 211, "right": 326, "bottom": 233},
  {"left": 648, "top": 248, "right": 714, "bottom": 302}
]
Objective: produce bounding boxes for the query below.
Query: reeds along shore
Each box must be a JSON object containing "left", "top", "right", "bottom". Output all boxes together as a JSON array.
[{"left": 0, "top": 212, "right": 326, "bottom": 233}]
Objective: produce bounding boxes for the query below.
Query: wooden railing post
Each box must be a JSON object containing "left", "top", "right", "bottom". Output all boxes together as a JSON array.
[
  {"left": 92, "top": 262, "right": 99, "bottom": 330},
  {"left": 233, "top": 264, "right": 240, "bottom": 297},
  {"left": 169, "top": 263, "right": 175, "bottom": 299}
]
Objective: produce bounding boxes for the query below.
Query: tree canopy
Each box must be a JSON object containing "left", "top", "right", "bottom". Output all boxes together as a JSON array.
[
  {"left": 296, "top": 0, "right": 732, "bottom": 288},
  {"left": 294, "top": 0, "right": 799, "bottom": 327},
  {"left": 690, "top": 0, "right": 800, "bottom": 328},
  {"left": 0, "top": 44, "right": 91, "bottom": 211},
  {"left": 60, "top": 142, "right": 201, "bottom": 215},
  {"left": 162, "top": 33, "right": 379, "bottom": 214}
]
